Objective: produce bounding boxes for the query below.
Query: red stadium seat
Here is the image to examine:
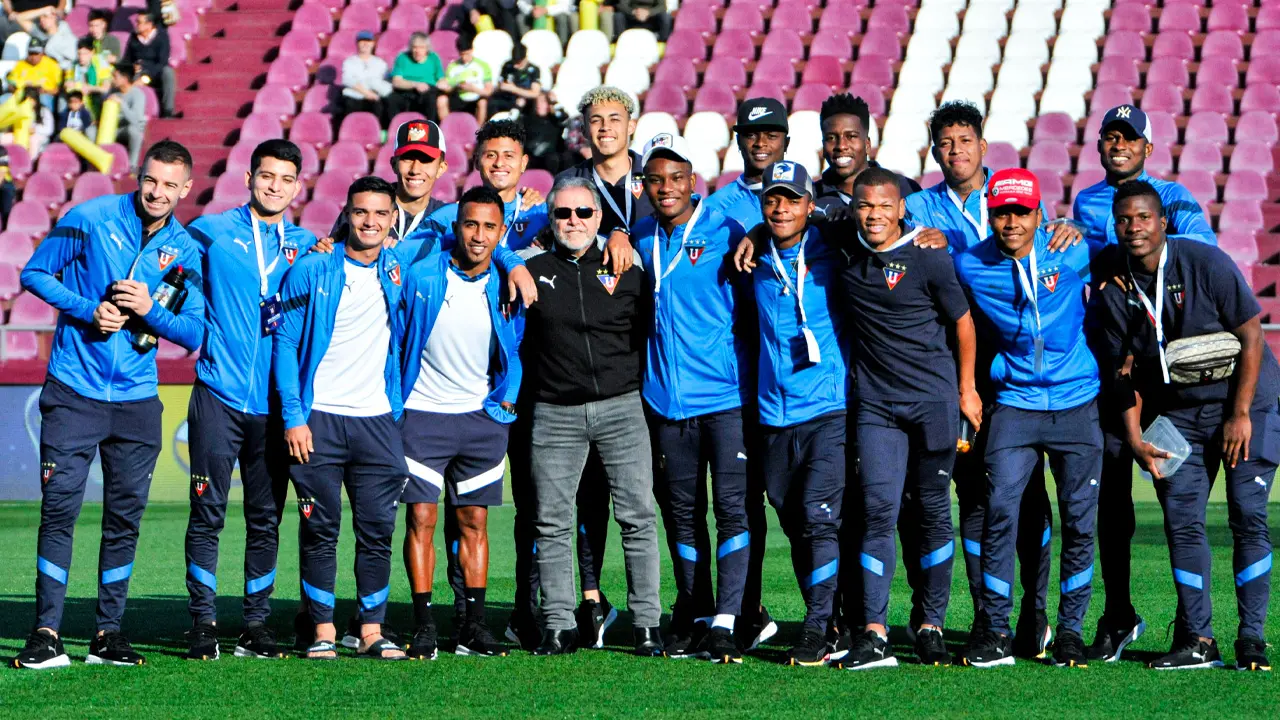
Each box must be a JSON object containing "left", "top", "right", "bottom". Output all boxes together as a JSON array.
[
  {"left": 1145, "top": 111, "right": 1178, "bottom": 147},
  {"left": 818, "top": 0, "right": 864, "bottom": 37},
  {"left": 1102, "top": 32, "right": 1146, "bottom": 61},
  {"left": 1201, "top": 31, "right": 1244, "bottom": 61},
  {"left": 1151, "top": 32, "right": 1194, "bottom": 61},
  {"left": 278, "top": 30, "right": 323, "bottom": 65},
  {"left": 1145, "top": 58, "right": 1188, "bottom": 89},
  {"left": 846, "top": 82, "right": 885, "bottom": 116},
  {"left": 809, "top": 29, "right": 853, "bottom": 61},
  {"left": 324, "top": 141, "right": 371, "bottom": 178},
  {"left": 1218, "top": 231, "right": 1259, "bottom": 266},
  {"left": 801, "top": 56, "right": 844, "bottom": 89},
  {"left": 300, "top": 199, "right": 343, "bottom": 240},
  {"left": 0, "top": 231, "right": 33, "bottom": 265},
  {"left": 1195, "top": 57, "right": 1239, "bottom": 90},
  {"left": 1236, "top": 112, "right": 1279, "bottom": 147},
  {"left": 1252, "top": 30, "right": 1280, "bottom": 59},
  {"left": 1206, "top": 3, "right": 1249, "bottom": 33},
  {"left": 662, "top": 30, "right": 707, "bottom": 62},
  {"left": 1224, "top": 170, "right": 1268, "bottom": 203},
  {"left": 253, "top": 84, "right": 298, "bottom": 122},
  {"left": 752, "top": 56, "right": 797, "bottom": 91},
  {"left": 792, "top": 83, "right": 834, "bottom": 113},
  {"left": 1157, "top": 4, "right": 1201, "bottom": 34},
  {"left": 984, "top": 142, "right": 1020, "bottom": 171},
  {"left": 770, "top": 3, "right": 815, "bottom": 34},
  {"left": 266, "top": 57, "right": 311, "bottom": 92},
  {"left": 100, "top": 144, "right": 130, "bottom": 181},
  {"left": 656, "top": 58, "right": 701, "bottom": 91},
  {"left": 700, "top": 57, "right": 746, "bottom": 93},
  {"left": 440, "top": 112, "right": 479, "bottom": 152},
  {"left": 644, "top": 82, "right": 690, "bottom": 120},
  {"left": 855, "top": 28, "right": 902, "bottom": 61},
  {"left": 6, "top": 201, "right": 50, "bottom": 238},
  {"left": 69, "top": 172, "right": 114, "bottom": 206},
  {"left": 0, "top": 261, "right": 18, "bottom": 300},
  {"left": 430, "top": 30, "right": 460, "bottom": 65},
  {"left": 432, "top": 180, "right": 459, "bottom": 203},
  {"left": 212, "top": 173, "right": 250, "bottom": 204},
  {"left": 290, "top": 111, "right": 335, "bottom": 149},
  {"left": 1241, "top": 85, "right": 1280, "bottom": 114},
  {"left": 1230, "top": 144, "right": 1275, "bottom": 175},
  {"left": 337, "top": 111, "right": 383, "bottom": 150},
  {"left": 36, "top": 145, "right": 81, "bottom": 180},
  {"left": 4, "top": 143, "right": 30, "bottom": 183},
  {"left": 759, "top": 29, "right": 805, "bottom": 61},
  {"left": 1026, "top": 142, "right": 1071, "bottom": 177},
  {"left": 1218, "top": 200, "right": 1264, "bottom": 235},
  {"left": 240, "top": 113, "right": 285, "bottom": 146},
  {"left": 311, "top": 172, "right": 352, "bottom": 206},
  {"left": 1189, "top": 84, "right": 1234, "bottom": 117},
  {"left": 673, "top": 4, "right": 717, "bottom": 34},
  {"left": 1261, "top": 5, "right": 1280, "bottom": 32},
  {"left": 1175, "top": 170, "right": 1217, "bottom": 210},
  {"left": 1097, "top": 58, "right": 1140, "bottom": 88},
  {"left": 1185, "top": 112, "right": 1228, "bottom": 146},
  {"left": 866, "top": 4, "right": 909, "bottom": 36},
  {"left": 520, "top": 169, "right": 554, "bottom": 196},
  {"left": 692, "top": 83, "right": 738, "bottom": 120},
  {"left": 376, "top": 30, "right": 411, "bottom": 65},
  {"left": 721, "top": 5, "right": 764, "bottom": 34},
  {"left": 1090, "top": 83, "right": 1136, "bottom": 116},
  {"left": 10, "top": 290, "right": 56, "bottom": 324},
  {"left": 338, "top": 3, "right": 381, "bottom": 33},
  {"left": 387, "top": 4, "right": 430, "bottom": 32},
  {"left": 712, "top": 29, "right": 755, "bottom": 62},
  {"left": 301, "top": 84, "right": 336, "bottom": 114},
  {"left": 1033, "top": 113, "right": 1077, "bottom": 145},
  {"left": 851, "top": 57, "right": 894, "bottom": 89},
  {"left": 1146, "top": 143, "right": 1174, "bottom": 177},
  {"left": 292, "top": 1, "right": 336, "bottom": 37},
  {"left": 1109, "top": 4, "right": 1151, "bottom": 33},
  {"left": 1246, "top": 56, "right": 1280, "bottom": 87},
  {"left": 23, "top": 172, "right": 66, "bottom": 210}
]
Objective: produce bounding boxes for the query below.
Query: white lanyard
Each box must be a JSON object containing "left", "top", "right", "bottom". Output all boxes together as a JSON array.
[
  {"left": 945, "top": 184, "right": 987, "bottom": 240},
  {"left": 395, "top": 201, "right": 425, "bottom": 239},
  {"left": 252, "top": 215, "right": 284, "bottom": 298},
  {"left": 653, "top": 199, "right": 705, "bottom": 297},
  {"left": 1009, "top": 245, "right": 1047, "bottom": 375},
  {"left": 769, "top": 232, "right": 822, "bottom": 363},
  {"left": 502, "top": 193, "right": 522, "bottom": 247},
  {"left": 855, "top": 226, "right": 921, "bottom": 255},
  {"left": 1127, "top": 242, "right": 1171, "bottom": 384},
  {"left": 593, "top": 161, "right": 632, "bottom": 227}
]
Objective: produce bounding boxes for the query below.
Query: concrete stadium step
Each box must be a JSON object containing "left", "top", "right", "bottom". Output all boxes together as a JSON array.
[
  {"left": 146, "top": 118, "right": 239, "bottom": 148},
  {"left": 199, "top": 12, "right": 295, "bottom": 37},
  {"left": 187, "top": 38, "right": 277, "bottom": 65},
  {"left": 178, "top": 91, "right": 257, "bottom": 119}
]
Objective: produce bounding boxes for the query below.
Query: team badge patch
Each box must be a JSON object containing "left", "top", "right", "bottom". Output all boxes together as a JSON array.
[
  {"left": 298, "top": 498, "right": 315, "bottom": 519},
  {"left": 388, "top": 263, "right": 401, "bottom": 286},
  {"left": 1169, "top": 283, "right": 1185, "bottom": 308},
  {"left": 158, "top": 246, "right": 177, "bottom": 270},
  {"left": 883, "top": 262, "right": 906, "bottom": 290},
  {"left": 1039, "top": 271, "right": 1060, "bottom": 293},
  {"left": 513, "top": 220, "right": 527, "bottom": 234},
  {"left": 685, "top": 237, "right": 706, "bottom": 265},
  {"left": 283, "top": 245, "right": 299, "bottom": 265},
  {"left": 192, "top": 473, "right": 209, "bottom": 497},
  {"left": 597, "top": 269, "right": 618, "bottom": 294},
  {"left": 631, "top": 175, "right": 644, "bottom": 198},
  {"left": 41, "top": 461, "right": 54, "bottom": 484}
]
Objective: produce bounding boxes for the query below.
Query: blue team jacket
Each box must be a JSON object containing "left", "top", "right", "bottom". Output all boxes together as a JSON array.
[
  {"left": 273, "top": 245, "right": 406, "bottom": 429},
  {"left": 20, "top": 193, "right": 205, "bottom": 402},
  {"left": 634, "top": 205, "right": 749, "bottom": 421},
  {"left": 399, "top": 251, "right": 525, "bottom": 425},
  {"left": 753, "top": 225, "right": 848, "bottom": 428},
  {"left": 1072, "top": 171, "right": 1217, "bottom": 254},
  {"left": 398, "top": 195, "right": 549, "bottom": 263},
  {"left": 955, "top": 229, "right": 1100, "bottom": 411},
  {"left": 905, "top": 168, "right": 1053, "bottom": 255},
  {"left": 702, "top": 175, "right": 762, "bottom": 233},
  {"left": 190, "top": 204, "right": 317, "bottom": 415}
]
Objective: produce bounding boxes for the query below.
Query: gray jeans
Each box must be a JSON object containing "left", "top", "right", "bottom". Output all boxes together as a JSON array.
[{"left": 531, "top": 391, "right": 661, "bottom": 631}]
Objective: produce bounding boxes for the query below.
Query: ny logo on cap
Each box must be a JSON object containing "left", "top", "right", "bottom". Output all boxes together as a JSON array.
[
  {"left": 407, "top": 123, "right": 427, "bottom": 141},
  {"left": 772, "top": 163, "right": 795, "bottom": 181},
  {"left": 1117, "top": 106, "right": 1132, "bottom": 118}
]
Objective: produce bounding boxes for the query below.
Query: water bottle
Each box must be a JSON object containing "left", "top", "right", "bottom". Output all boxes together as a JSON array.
[
  {"left": 957, "top": 417, "right": 975, "bottom": 454},
  {"left": 132, "top": 264, "right": 189, "bottom": 352}
]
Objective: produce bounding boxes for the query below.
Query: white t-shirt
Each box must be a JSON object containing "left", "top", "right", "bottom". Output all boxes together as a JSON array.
[
  {"left": 406, "top": 268, "right": 494, "bottom": 413},
  {"left": 311, "top": 259, "right": 393, "bottom": 417}
]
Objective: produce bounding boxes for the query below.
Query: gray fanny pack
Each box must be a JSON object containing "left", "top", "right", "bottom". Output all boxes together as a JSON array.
[{"left": 1164, "top": 331, "right": 1241, "bottom": 384}]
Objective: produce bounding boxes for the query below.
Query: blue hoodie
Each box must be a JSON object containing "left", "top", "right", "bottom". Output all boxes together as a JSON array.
[
  {"left": 702, "top": 174, "right": 761, "bottom": 234},
  {"left": 399, "top": 194, "right": 549, "bottom": 263},
  {"left": 955, "top": 229, "right": 1100, "bottom": 411},
  {"left": 905, "top": 167, "right": 1054, "bottom": 255},
  {"left": 1072, "top": 171, "right": 1216, "bottom": 254},
  {"left": 189, "top": 204, "right": 317, "bottom": 415},
  {"left": 753, "top": 225, "right": 848, "bottom": 428},
  {"left": 272, "top": 246, "right": 406, "bottom": 429},
  {"left": 634, "top": 204, "right": 750, "bottom": 421},
  {"left": 20, "top": 193, "right": 205, "bottom": 402},
  {"left": 399, "top": 251, "right": 525, "bottom": 424}
]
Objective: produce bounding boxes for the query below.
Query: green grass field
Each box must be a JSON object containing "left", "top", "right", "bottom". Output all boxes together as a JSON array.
[{"left": 0, "top": 497, "right": 1275, "bottom": 718}]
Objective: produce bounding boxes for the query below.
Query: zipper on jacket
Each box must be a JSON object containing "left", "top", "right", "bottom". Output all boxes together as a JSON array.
[
  {"left": 242, "top": 329, "right": 261, "bottom": 414},
  {"left": 576, "top": 257, "right": 601, "bottom": 397}
]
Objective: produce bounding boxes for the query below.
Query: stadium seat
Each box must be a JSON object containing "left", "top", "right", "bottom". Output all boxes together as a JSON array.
[
  {"left": 23, "top": 172, "right": 66, "bottom": 210},
  {"left": 1224, "top": 170, "right": 1268, "bottom": 203},
  {"left": 1218, "top": 200, "right": 1263, "bottom": 235},
  {"left": 300, "top": 199, "right": 343, "bottom": 239},
  {"left": 984, "top": 142, "right": 1022, "bottom": 171},
  {"left": 1097, "top": 58, "right": 1140, "bottom": 88},
  {"left": 1176, "top": 170, "right": 1218, "bottom": 211},
  {"left": 1058, "top": 4, "right": 1106, "bottom": 39},
  {"left": 522, "top": 29, "right": 564, "bottom": 85},
  {"left": 1206, "top": 3, "right": 1249, "bottom": 33},
  {"left": 770, "top": 4, "right": 815, "bottom": 34},
  {"left": 913, "top": 6, "right": 959, "bottom": 40},
  {"left": 856, "top": 28, "right": 904, "bottom": 62},
  {"left": 872, "top": 142, "right": 922, "bottom": 178},
  {"left": 1002, "top": 33, "right": 1049, "bottom": 66},
  {"left": 1109, "top": 4, "right": 1151, "bottom": 33},
  {"left": 36, "top": 145, "right": 81, "bottom": 180},
  {"left": 655, "top": 58, "right": 701, "bottom": 92},
  {"left": 810, "top": 29, "right": 853, "bottom": 61},
  {"left": 1140, "top": 83, "right": 1185, "bottom": 116},
  {"left": 673, "top": 4, "right": 717, "bottom": 35},
  {"left": 100, "top": 144, "right": 130, "bottom": 181},
  {"left": 661, "top": 29, "right": 707, "bottom": 63},
  {"left": 631, "top": 112, "right": 680, "bottom": 152},
  {"left": 473, "top": 30, "right": 515, "bottom": 73},
  {"left": 1236, "top": 112, "right": 1279, "bottom": 147},
  {"left": 953, "top": 33, "right": 1001, "bottom": 66},
  {"left": 847, "top": 82, "right": 886, "bottom": 117},
  {"left": 801, "top": 56, "right": 844, "bottom": 90},
  {"left": 253, "top": 84, "right": 298, "bottom": 122},
  {"left": 1218, "top": 231, "right": 1259, "bottom": 267},
  {"left": 760, "top": 29, "right": 805, "bottom": 61},
  {"left": 324, "top": 141, "right": 371, "bottom": 179},
  {"left": 430, "top": 30, "right": 460, "bottom": 65},
  {"left": 604, "top": 60, "right": 650, "bottom": 97},
  {"left": 440, "top": 112, "right": 480, "bottom": 152},
  {"left": 1202, "top": 31, "right": 1244, "bottom": 62},
  {"left": 712, "top": 29, "right": 755, "bottom": 63},
  {"left": 1033, "top": 113, "right": 1077, "bottom": 145},
  {"left": 898, "top": 60, "right": 945, "bottom": 96},
  {"left": 867, "top": 3, "right": 910, "bottom": 36},
  {"left": 819, "top": 0, "right": 866, "bottom": 37},
  {"left": 692, "top": 84, "right": 738, "bottom": 121},
  {"left": 644, "top": 82, "right": 690, "bottom": 120},
  {"left": 851, "top": 57, "right": 895, "bottom": 89},
  {"left": 311, "top": 172, "right": 352, "bottom": 206},
  {"left": 337, "top": 111, "right": 383, "bottom": 150},
  {"left": 792, "top": 83, "right": 834, "bottom": 113},
  {"left": 551, "top": 59, "right": 602, "bottom": 116},
  {"left": 1231, "top": 144, "right": 1275, "bottom": 176},
  {"left": 6, "top": 201, "right": 50, "bottom": 238},
  {"left": 564, "top": 29, "right": 612, "bottom": 67},
  {"left": 1151, "top": 31, "right": 1194, "bottom": 61},
  {"left": 387, "top": 4, "right": 429, "bottom": 32},
  {"left": 1146, "top": 57, "right": 1189, "bottom": 89},
  {"left": 1241, "top": 85, "right": 1280, "bottom": 115},
  {"left": 278, "top": 30, "right": 322, "bottom": 65},
  {"left": 1185, "top": 112, "right": 1229, "bottom": 147},
  {"left": 752, "top": 56, "right": 797, "bottom": 91},
  {"left": 1052, "top": 31, "right": 1100, "bottom": 64},
  {"left": 1189, "top": 84, "right": 1234, "bottom": 117},
  {"left": 614, "top": 29, "right": 661, "bottom": 68},
  {"left": 288, "top": 111, "right": 333, "bottom": 149},
  {"left": 683, "top": 112, "right": 731, "bottom": 153},
  {"left": 722, "top": 4, "right": 764, "bottom": 35},
  {"left": 0, "top": 231, "right": 32, "bottom": 265},
  {"left": 1158, "top": 3, "right": 1201, "bottom": 34}
]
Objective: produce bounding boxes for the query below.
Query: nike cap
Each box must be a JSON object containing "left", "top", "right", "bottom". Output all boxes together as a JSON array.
[{"left": 734, "top": 97, "right": 788, "bottom": 133}]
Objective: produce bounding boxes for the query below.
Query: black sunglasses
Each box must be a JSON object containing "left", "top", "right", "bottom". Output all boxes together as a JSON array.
[{"left": 553, "top": 206, "right": 595, "bottom": 220}]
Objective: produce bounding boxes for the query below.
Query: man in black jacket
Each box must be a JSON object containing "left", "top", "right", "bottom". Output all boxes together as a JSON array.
[
  {"left": 522, "top": 175, "right": 663, "bottom": 658},
  {"left": 121, "top": 12, "right": 173, "bottom": 117}
]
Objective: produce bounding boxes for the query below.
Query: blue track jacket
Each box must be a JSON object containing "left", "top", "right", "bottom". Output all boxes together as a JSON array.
[{"left": 1072, "top": 171, "right": 1216, "bottom": 254}]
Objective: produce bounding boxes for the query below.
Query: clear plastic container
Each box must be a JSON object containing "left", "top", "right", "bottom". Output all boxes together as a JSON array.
[{"left": 1140, "top": 416, "right": 1192, "bottom": 479}]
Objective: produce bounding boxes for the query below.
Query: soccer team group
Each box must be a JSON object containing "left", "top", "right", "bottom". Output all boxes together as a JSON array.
[{"left": 10, "top": 82, "right": 1275, "bottom": 674}]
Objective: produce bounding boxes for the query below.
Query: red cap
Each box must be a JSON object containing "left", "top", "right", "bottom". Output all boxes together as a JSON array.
[{"left": 987, "top": 168, "right": 1040, "bottom": 211}]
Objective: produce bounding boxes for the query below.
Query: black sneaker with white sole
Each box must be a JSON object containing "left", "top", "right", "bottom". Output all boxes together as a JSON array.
[
  {"left": 787, "top": 627, "right": 831, "bottom": 667},
  {"left": 1012, "top": 610, "right": 1052, "bottom": 660},
  {"left": 664, "top": 617, "right": 709, "bottom": 659},
  {"left": 826, "top": 624, "right": 851, "bottom": 663},
  {"left": 962, "top": 631, "right": 1014, "bottom": 668},
  {"left": 504, "top": 610, "right": 541, "bottom": 652},
  {"left": 1086, "top": 614, "right": 1146, "bottom": 663},
  {"left": 840, "top": 630, "right": 898, "bottom": 670},
  {"left": 1150, "top": 638, "right": 1223, "bottom": 670},
  {"left": 705, "top": 627, "right": 742, "bottom": 665},
  {"left": 915, "top": 627, "right": 949, "bottom": 666},
  {"left": 235, "top": 623, "right": 284, "bottom": 659},
  {"left": 740, "top": 606, "right": 779, "bottom": 651},
  {"left": 87, "top": 631, "right": 145, "bottom": 666},
  {"left": 456, "top": 619, "right": 508, "bottom": 657},
  {"left": 575, "top": 595, "right": 617, "bottom": 650},
  {"left": 1052, "top": 629, "right": 1087, "bottom": 668},
  {"left": 1235, "top": 636, "right": 1271, "bottom": 672},
  {"left": 406, "top": 623, "right": 439, "bottom": 660},
  {"left": 185, "top": 622, "right": 220, "bottom": 660},
  {"left": 12, "top": 629, "right": 69, "bottom": 670}
]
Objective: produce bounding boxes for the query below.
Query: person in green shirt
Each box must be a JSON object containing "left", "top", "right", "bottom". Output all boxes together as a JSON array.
[
  {"left": 437, "top": 35, "right": 492, "bottom": 123},
  {"left": 388, "top": 31, "right": 445, "bottom": 121}
]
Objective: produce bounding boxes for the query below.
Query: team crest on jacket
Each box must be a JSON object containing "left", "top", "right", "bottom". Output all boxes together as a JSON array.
[
  {"left": 883, "top": 261, "right": 907, "bottom": 290},
  {"left": 40, "top": 461, "right": 54, "bottom": 484},
  {"left": 685, "top": 237, "right": 706, "bottom": 265},
  {"left": 282, "top": 243, "right": 299, "bottom": 265},
  {"left": 1169, "top": 283, "right": 1185, "bottom": 308},
  {"left": 387, "top": 262, "right": 402, "bottom": 286},
  {"left": 192, "top": 473, "right": 209, "bottom": 497},
  {"left": 1039, "top": 271, "right": 1060, "bottom": 293},
  {"left": 158, "top": 246, "right": 179, "bottom": 270},
  {"left": 597, "top": 269, "right": 618, "bottom": 294},
  {"left": 513, "top": 220, "right": 527, "bottom": 234},
  {"left": 631, "top": 175, "right": 644, "bottom": 198},
  {"left": 298, "top": 497, "right": 315, "bottom": 519}
]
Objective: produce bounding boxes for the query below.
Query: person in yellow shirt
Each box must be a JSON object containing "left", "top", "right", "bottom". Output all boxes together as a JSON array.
[
  {"left": 63, "top": 38, "right": 112, "bottom": 117},
  {"left": 7, "top": 38, "right": 61, "bottom": 112}
]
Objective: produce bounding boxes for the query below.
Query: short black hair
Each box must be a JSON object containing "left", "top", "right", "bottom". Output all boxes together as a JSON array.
[
  {"left": 1112, "top": 179, "right": 1165, "bottom": 217},
  {"left": 511, "top": 42, "right": 527, "bottom": 63},
  {"left": 142, "top": 139, "right": 193, "bottom": 174},
  {"left": 76, "top": 37, "right": 95, "bottom": 51},
  {"left": 251, "top": 139, "right": 303, "bottom": 175},
  {"left": 113, "top": 62, "right": 134, "bottom": 79},
  {"left": 928, "top": 100, "right": 984, "bottom": 144},
  {"left": 346, "top": 175, "right": 396, "bottom": 206},
  {"left": 475, "top": 118, "right": 527, "bottom": 154},
  {"left": 141, "top": 12, "right": 161, "bottom": 25},
  {"left": 456, "top": 34, "right": 471, "bottom": 52},
  {"left": 458, "top": 186, "right": 505, "bottom": 219},
  {"left": 88, "top": 9, "right": 112, "bottom": 24},
  {"left": 820, "top": 93, "right": 871, "bottom": 133},
  {"left": 852, "top": 166, "right": 902, "bottom": 198},
  {"left": 67, "top": 90, "right": 83, "bottom": 101}
]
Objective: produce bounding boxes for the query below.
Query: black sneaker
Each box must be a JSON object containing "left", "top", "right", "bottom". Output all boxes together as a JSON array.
[
  {"left": 787, "top": 627, "right": 831, "bottom": 667},
  {"left": 664, "top": 618, "right": 709, "bottom": 659},
  {"left": 1013, "top": 610, "right": 1052, "bottom": 660},
  {"left": 967, "top": 611, "right": 990, "bottom": 644},
  {"left": 456, "top": 619, "right": 508, "bottom": 657},
  {"left": 87, "top": 631, "right": 145, "bottom": 666},
  {"left": 705, "top": 627, "right": 742, "bottom": 665},
  {"left": 406, "top": 623, "right": 439, "bottom": 660},
  {"left": 840, "top": 630, "right": 898, "bottom": 670},
  {"left": 235, "top": 623, "right": 284, "bottom": 659},
  {"left": 575, "top": 595, "right": 618, "bottom": 650},
  {"left": 292, "top": 611, "right": 314, "bottom": 653},
  {"left": 1150, "top": 637, "right": 1223, "bottom": 670},
  {"left": 12, "top": 629, "right": 69, "bottom": 670},
  {"left": 1235, "top": 636, "right": 1271, "bottom": 672},
  {"left": 915, "top": 627, "right": 949, "bottom": 666},
  {"left": 962, "top": 631, "right": 1014, "bottom": 668},
  {"left": 740, "top": 606, "right": 779, "bottom": 651},
  {"left": 185, "top": 622, "right": 220, "bottom": 661},
  {"left": 1052, "top": 629, "right": 1087, "bottom": 668},
  {"left": 504, "top": 610, "right": 541, "bottom": 652},
  {"left": 826, "top": 624, "right": 852, "bottom": 663},
  {"left": 1086, "top": 614, "right": 1146, "bottom": 663}
]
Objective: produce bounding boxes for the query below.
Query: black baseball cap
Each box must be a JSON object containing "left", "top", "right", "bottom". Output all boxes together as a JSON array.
[
  {"left": 761, "top": 161, "right": 813, "bottom": 199},
  {"left": 734, "top": 97, "right": 788, "bottom": 133},
  {"left": 394, "top": 119, "right": 445, "bottom": 159}
]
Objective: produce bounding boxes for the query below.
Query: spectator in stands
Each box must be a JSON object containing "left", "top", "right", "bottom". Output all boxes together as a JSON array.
[
  {"left": 340, "top": 30, "right": 392, "bottom": 125},
  {"left": 7, "top": 38, "right": 61, "bottom": 111},
  {"left": 464, "top": 0, "right": 519, "bottom": 42},
  {"left": 64, "top": 37, "right": 111, "bottom": 116},
  {"left": 121, "top": 11, "right": 175, "bottom": 118},
  {"left": 0, "top": 146, "right": 14, "bottom": 226},
  {"left": 614, "top": 0, "right": 670, "bottom": 41},
  {"left": 1, "top": 1, "right": 64, "bottom": 37},
  {"left": 26, "top": 86, "right": 52, "bottom": 153},
  {"left": 487, "top": 43, "right": 541, "bottom": 118},
  {"left": 85, "top": 9, "right": 121, "bottom": 65},
  {"left": 535, "top": 0, "right": 581, "bottom": 48},
  {"left": 30, "top": 9, "right": 74, "bottom": 69},
  {"left": 56, "top": 89, "right": 91, "bottom": 135},
  {"left": 387, "top": 32, "right": 444, "bottom": 122},
  {"left": 108, "top": 63, "right": 147, "bottom": 167},
  {"left": 438, "top": 36, "right": 492, "bottom": 123}
]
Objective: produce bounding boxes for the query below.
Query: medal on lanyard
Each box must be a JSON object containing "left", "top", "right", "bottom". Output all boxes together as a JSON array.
[
  {"left": 254, "top": 217, "right": 285, "bottom": 336},
  {"left": 593, "top": 162, "right": 632, "bottom": 227},
  {"left": 1127, "top": 243, "right": 1171, "bottom": 384},
  {"left": 946, "top": 184, "right": 987, "bottom": 240},
  {"left": 769, "top": 234, "right": 821, "bottom": 364},
  {"left": 395, "top": 201, "right": 425, "bottom": 240},
  {"left": 1011, "top": 247, "right": 1044, "bottom": 375},
  {"left": 652, "top": 200, "right": 705, "bottom": 306}
]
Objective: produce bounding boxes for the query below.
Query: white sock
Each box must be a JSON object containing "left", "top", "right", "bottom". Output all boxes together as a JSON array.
[{"left": 712, "top": 614, "right": 735, "bottom": 631}]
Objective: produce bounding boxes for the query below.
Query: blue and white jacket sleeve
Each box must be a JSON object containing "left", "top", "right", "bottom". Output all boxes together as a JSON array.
[
  {"left": 19, "top": 211, "right": 98, "bottom": 325},
  {"left": 273, "top": 262, "right": 311, "bottom": 429},
  {"left": 1165, "top": 185, "right": 1217, "bottom": 246}
]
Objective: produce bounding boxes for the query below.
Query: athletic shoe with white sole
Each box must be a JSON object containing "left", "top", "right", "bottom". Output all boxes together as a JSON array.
[
  {"left": 1052, "top": 629, "right": 1087, "bottom": 668},
  {"left": 961, "top": 631, "right": 1014, "bottom": 668},
  {"left": 12, "top": 629, "right": 70, "bottom": 670},
  {"left": 504, "top": 610, "right": 541, "bottom": 652},
  {"left": 915, "top": 627, "right": 949, "bottom": 666},
  {"left": 235, "top": 623, "right": 285, "bottom": 659},
  {"left": 575, "top": 595, "right": 618, "bottom": 650},
  {"left": 840, "top": 631, "right": 898, "bottom": 671},
  {"left": 406, "top": 623, "right": 439, "bottom": 660},
  {"left": 1234, "top": 637, "right": 1271, "bottom": 672},
  {"left": 826, "top": 623, "right": 851, "bottom": 663},
  {"left": 456, "top": 619, "right": 508, "bottom": 657},
  {"left": 87, "top": 631, "right": 145, "bottom": 666},
  {"left": 185, "top": 622, "right": 220, "bottom": 661},
  {"left": 1086, "top": 614, "right": 1146, "bottom": 663},
  {"left": 1013, "top": 610, "right": 1052, "bottom": 660},
  {"left": 787, "top": 627, "right": 831, "bottom": 667},
  {"left": 1150, "top": 638, "right": 1223, "bottom": 670},
  {"left": 705, "top": 627, "right": 743, "bottom": 665}
]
